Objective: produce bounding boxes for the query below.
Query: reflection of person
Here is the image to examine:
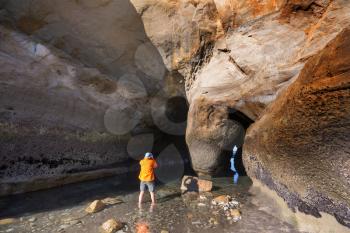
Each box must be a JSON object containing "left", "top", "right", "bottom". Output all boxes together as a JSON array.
[
  {"left": 230, "top": 146, "right": 239, "bottom": 184},
  {"left": 136, "top": 221, "right": 150, "bottom": 233},
  {"left": 138, "top": 152, "right": 158, "bottom": 206}
]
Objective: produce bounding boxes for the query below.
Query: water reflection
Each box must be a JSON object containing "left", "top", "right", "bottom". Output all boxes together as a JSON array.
[
  {"left": 136, "top": 221, "right": 150, "bottom": 233},
  {"left": 130, "top": 177, "right": 301, "bottom": 233}
]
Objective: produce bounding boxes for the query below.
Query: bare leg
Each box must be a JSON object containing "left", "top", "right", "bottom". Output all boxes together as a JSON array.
[
  {"left": 150, "top": 192, "right": 156, "bottom": 204},
  {"left": 138, "top": 191, "right": 145, "bottom": 206}
]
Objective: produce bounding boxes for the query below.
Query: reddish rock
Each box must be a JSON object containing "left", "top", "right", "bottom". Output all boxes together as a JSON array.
[
  {"left": 181, "top": 175, "right": 212, "bottom": 192},
  {"left": 244, "top": 27, "right": 350, "bottom": 228},
  {"left": 212, "top": 195, "right": 230, "bottom": 205}
]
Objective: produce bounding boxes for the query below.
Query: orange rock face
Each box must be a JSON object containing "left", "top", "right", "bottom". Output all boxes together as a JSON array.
[
  {"left": 244, "top": 27, "right": 350, "bottom": 228},
  {"left": 181, "top": 175, "right": 213, "bottom": 192},
  {"left": 214, "top": 0, "right": 285, "bottom": 28}
]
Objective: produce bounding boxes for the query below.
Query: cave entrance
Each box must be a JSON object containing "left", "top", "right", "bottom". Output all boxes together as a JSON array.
[
  {"left": 216, "top": 108, "right": 254, "bottom": 177},
  {"left": 152, "top": 95, "right": 195, "bottom": 183}
]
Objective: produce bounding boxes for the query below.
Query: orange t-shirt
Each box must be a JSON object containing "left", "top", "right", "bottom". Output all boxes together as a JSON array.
[{"left": 139, "top": 158, "right": 158, "bottom": 182}]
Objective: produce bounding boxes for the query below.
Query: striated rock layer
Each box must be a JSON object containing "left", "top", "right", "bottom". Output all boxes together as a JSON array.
[
  {"left": 0, "top": 0, "right": 186, "bottom": 194},
  {"left": 244, "top": 27, "right": 350, "bottom": 228}
]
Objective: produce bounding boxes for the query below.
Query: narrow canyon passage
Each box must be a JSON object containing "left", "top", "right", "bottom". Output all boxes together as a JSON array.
[{"left": 0, "top": 0, "right": 349, "bottom": 233}]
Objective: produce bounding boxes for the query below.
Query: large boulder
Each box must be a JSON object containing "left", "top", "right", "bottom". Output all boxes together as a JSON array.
[{"left": 186, "top": 98, "right": 245, "bottom": 174}]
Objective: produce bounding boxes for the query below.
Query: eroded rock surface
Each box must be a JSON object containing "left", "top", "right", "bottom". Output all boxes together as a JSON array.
[
  {"left": 186, "top": 98, "right": 245, "bottom": 174},
  {"left": 0, "top": 0, "right": 186, "bottom": 193},
  {"left": 185, "top": 0, "right": 350, "bottom": 178},
  {"left": 244, "top": 27, "right": 350, "bottom": 227},
  {"left": 0, "top": 25, "right": 131, "bottom": 183}
]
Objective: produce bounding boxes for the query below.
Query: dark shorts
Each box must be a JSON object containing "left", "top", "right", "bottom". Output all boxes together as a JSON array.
[{"left": 140, "top": 181, "right": 155, "bottom": 192}]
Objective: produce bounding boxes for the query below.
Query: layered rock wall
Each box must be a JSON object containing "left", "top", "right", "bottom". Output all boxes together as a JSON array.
[
  {"left": 244, "top": 27, "right": 350, "bottom": 227},
  {"left": 0, "top": 0, "right": 186, "bottom": 192}
]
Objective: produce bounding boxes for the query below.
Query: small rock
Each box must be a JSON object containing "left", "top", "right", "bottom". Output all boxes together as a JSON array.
[
  {"left": 197, "top": 179, "right": 212, "bottom": 192},
  {"left": 212, "top": 211, "right": 219, "bottom": 215},
  {"left": 0, "top": 218, "right": 16, "bottom": 225},
  {"left": 58, "top": 224, "right": 71, "bottom": 230},
  {"left": 85, "top": 200, "right": 106, "bottom": 214},
  {"left": 208, "top": 217, "right": 218, "bottom": 225},
  {"left": 197, "top": 203, "right": 206, "bottom": 207},
  {"left": 230, "top": 209, "right": 241, "bottom": 222},
  {"left": 101, "top": 197, "right": 123, "bottom": 205},
  {"left": 212, "top": 195, "right": 230, "bottom": 205},
  {"left": 30, "top": 223, "right": 36, "bottom": 227},
  {"left": 230, "top": 200, "right": 239, "bottom": 206},
  {"left": 160, "top": 230, "right": 169, "bottom": 233},
  {"left": 69, "top": 220, "right": 81, "bottom": 225},
  {"left": 100, "top": 219, "right": 123, "bottom": 233},
  {"left": 28, "top": 217, "right": 37, "bottom": 222}
]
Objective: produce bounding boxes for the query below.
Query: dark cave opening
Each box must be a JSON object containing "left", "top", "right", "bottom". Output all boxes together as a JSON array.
[
  {"left": 152, "top": 95, "right": 195, "bottom": 182},
  {"left": 217, "top": 108, "right": 254, "bottom": 178},
  {"left": 165, "top": 96, "right": 189, "bottom": 123}
]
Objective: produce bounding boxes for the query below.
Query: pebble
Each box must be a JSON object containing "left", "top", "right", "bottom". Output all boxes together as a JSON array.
[
  {"left": 58, "top": 224, "right": 71, "bottom": 230},
  {"left": 28, "top": 217, "right": 37, "bottom": 222},
  {"left": 69, "top": 220, "right": 81, "bottom": 225},
  {"left": 0, "top": 218, "right": 16, "bottom": 225},
  {"left": 209, "top": 217, "right": 218, "bottom": 225}
]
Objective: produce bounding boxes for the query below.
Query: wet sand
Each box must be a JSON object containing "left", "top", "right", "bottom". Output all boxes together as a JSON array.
[{"left": 0, "top": 175, "right": 303, "bottom": 233}]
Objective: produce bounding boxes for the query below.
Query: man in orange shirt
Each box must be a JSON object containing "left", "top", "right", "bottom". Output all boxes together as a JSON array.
[{"left": 138, "top": 152, "right": 158, "bottom": 206}]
